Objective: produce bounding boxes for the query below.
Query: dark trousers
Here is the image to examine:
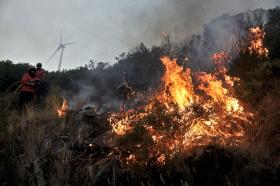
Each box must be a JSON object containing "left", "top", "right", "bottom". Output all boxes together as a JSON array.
[
  {"left": 35, "top": 81, "right": 48, "bottom": 104},
  {"left": 19, "top": 91, "right": 35, "bottom": 109}
]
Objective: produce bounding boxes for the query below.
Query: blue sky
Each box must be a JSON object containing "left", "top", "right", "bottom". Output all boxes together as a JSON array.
[{"left": 0, "top": 0, "right": 278, "bottom": 71}]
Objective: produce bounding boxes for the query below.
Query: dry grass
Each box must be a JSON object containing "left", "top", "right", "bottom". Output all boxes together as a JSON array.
[
  {"left": 1, "top": 95, "right": 71, "bottom": 185},
  {"left": 246, "top": 95, "right": 280, "bottom": 164},
  {"left": 1, "top": 92, "right": 279, "bottom": 186}
]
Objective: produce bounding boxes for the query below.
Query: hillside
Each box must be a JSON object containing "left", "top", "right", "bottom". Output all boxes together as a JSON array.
[{"left": 1, "top": 7, "right": 280, "bottom": 186}]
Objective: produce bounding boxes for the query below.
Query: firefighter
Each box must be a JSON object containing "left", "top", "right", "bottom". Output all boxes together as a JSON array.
[
  {"left": 35, "top": 63, "right": 48, "bottom": 103},
  {"left": 19, "top": 66, "right": 38, "bottom": 109},
  {"left": 35, "top": 63, "right": 45, "bottom": 80}
]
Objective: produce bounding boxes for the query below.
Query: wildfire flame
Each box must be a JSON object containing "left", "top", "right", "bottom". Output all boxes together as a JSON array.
[
  {"left": 57, "top": 99, "right": 69, "bottom": 118},
  {"left": 126, "top": 154, "right": 136, "bottom": 164},
  {"left": 248, "top": 26, "right": 268, "bottom": 57},
  {"left": 159, "top": 56, "right": 195, "bottom": 110},
  {"left": 212, "top": 52, "right": 228, "bottom": 75},
  {"left": 53, "top": 26, "right": 267, "bottom": 167},
  {"left": 108, "top": 54, "right": 252, "bottom": 166}
]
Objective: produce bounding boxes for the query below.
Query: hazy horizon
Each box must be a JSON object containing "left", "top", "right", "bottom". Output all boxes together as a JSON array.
[{"left": 0, "top": 0, "right": 278, "bottom": 71}]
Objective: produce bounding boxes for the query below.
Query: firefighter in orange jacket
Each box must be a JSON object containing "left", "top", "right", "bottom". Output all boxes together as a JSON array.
[
  {"left": 35, "top": 62, "right": 48, "bottom": 103},
  {"left": 35, "top": 63, "right": 45, "bottom": 80},
  {"left": 19, "top": 66, "right": 38, "bottom": 108}
]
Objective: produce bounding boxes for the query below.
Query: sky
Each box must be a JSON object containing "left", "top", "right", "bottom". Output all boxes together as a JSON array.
[{"left": 0, "top": 0, "right": 278, "bottom": 71}]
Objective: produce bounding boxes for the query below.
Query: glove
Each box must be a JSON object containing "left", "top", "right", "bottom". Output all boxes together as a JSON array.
[
  {"left": 27, "top": 80, "right": 36, "bottom": 86},
  {"left": 29, "top": 82, "right": 36, "bottom": 86}
]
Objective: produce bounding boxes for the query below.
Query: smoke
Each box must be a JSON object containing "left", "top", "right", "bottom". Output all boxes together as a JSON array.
[
  {"left": 0, "top": 0, "right": 278, "bottom": 110},
  {"left": 0, "top": 0, "right": 278, "bottom": 70},
  {"left": 183, "top": 8, "right": 269, "bottom": 71},
  {"left": 79, "top": 9, "right": 272, "bottom": 110},
  {"left": 119, "top": 0, "right": 278, "bottom": 46}
]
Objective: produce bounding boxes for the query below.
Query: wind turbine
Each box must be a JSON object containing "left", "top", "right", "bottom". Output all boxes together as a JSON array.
[{"left": 46, "top": 31, "right": 75, "bottom": 71}]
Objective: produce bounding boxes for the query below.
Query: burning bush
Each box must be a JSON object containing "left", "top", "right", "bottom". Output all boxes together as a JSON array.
[{"left": 108, "top": 55, "right": 253, "bottom": 167}]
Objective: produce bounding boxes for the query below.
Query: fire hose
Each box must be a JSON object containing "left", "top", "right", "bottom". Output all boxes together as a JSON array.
[
  {"left": 14, "top": 84, "right": 23, "bottom": 94},
  {"left": 6, "top": 81, "right": 23, "bottom": 94},
  {"left": 6, "top": 80, "right": 40, "bottom": 94},
  {"left": 5, "top": 81, "right": 20, "bottom": 92}
]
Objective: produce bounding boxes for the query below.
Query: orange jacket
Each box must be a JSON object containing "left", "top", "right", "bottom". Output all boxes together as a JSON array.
[
  {"left": 35, "top": 69, "right": 45, "bottom": 80},
  {"left": 20, "top": 73, "right": 38, "bottom": 93}
]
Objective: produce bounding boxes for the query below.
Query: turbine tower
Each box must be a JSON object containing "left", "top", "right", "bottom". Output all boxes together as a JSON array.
[{"left": 46, "top": 31, "right": 75, "bottom": 71}]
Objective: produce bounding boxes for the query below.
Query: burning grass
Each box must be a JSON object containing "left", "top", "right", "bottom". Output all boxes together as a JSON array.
[
  {"left": 2, "top": 26, "right": 280, "bottom": 185},
  {"left": 248, "top": 26, "right": 269, "bottom": 57},
  {"left": 108, "top": 55, "right": 253, "bottom": 167},
  {"left": 106, "top": 27, "right": 271, "bottom": 166},
  {"left": 57, "top": 98, "right": 69, "bottom": 118}
]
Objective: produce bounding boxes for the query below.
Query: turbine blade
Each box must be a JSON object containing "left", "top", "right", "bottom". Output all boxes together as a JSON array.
[
  {"left": 58, "top": 48, "right": 64, "bottom": 71},
  {"left": 60, "top": 30, "right": 62, "bottom": 44},
  {"left": 63, "top": 42, "right": 76, "bottom": 46},
  {"left": 46, "top": 46, "right": 61, "bottom": 63}
]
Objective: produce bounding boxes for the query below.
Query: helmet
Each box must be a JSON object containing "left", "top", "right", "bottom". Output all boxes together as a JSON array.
[
  {"left": 28, "top": 66, "right": 36, "bottom": 77},
  {"left": 36, "top": 63, "right": 42, "bottom": 68}
]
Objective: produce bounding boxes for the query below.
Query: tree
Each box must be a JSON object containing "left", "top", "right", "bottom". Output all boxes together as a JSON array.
[
  {"left": 0, "top": 60, "right": 29, "bottom": 91},
  {"left": 265, "top": 7, "right": 280, "bottom": 59}
]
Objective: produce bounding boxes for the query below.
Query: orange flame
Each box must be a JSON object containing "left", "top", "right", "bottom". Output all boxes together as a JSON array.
[
  {"left": 159, "top": 56, "right": 195, "bottom": 110},
  {"left": 157, "top": 154, "right": 166, "bottom": 165},
  {"left": 57, "top": 99, "right": 69, "bottom": 118},
  {"left": 212, "top": 52, "right": 228, "bottom": 74},
  {"left": 197, "top": 72, "right": 243, "bottom": 113},
  {"left": 126, "top": 154, "right": 136, "bottom": 164},
  {"left": 248, "top": 26, "right": 268, "bottom": 57},
  {"left": 108, "top": 55, "right": 252, "bottom": 166}
]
